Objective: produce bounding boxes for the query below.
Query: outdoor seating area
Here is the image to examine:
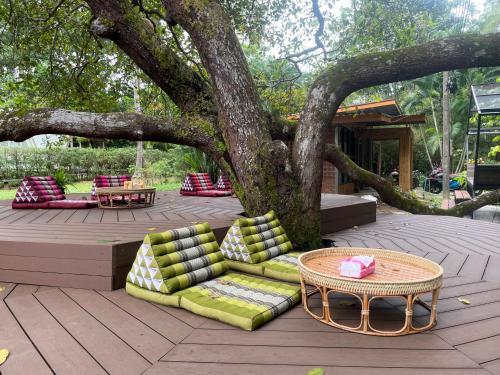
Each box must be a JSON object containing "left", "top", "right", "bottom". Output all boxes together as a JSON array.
[
  {"left": 180, "top": 172, "right": 232, "bottom": 197},
  {"left": 11, "top": 176, "right": 97, "bottom": 209},
  {"left": 1, "top": 1, "right": 499, "bottom": 373}
]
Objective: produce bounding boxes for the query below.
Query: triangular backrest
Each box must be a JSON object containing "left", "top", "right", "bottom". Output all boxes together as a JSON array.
[
  {"left": 126, "top": 222, "right": 228, "bottom": 294},
  {"left": 220, "top": 210, "right": 293, "bottom": 264},
  {"left": 216, "top": 174, "right": 232, "bottom": 191},
  {"left": 91, "top": 175, "right": 131, "bottom": 199},
  {"left": 13, "top": 176, "right": 65, "bottom": 203},
  {"left": 180, "top": 173, "right": 215, "bottom": 193}
]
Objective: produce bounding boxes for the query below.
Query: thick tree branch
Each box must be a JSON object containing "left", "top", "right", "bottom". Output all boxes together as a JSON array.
[
  {"left": 295, "top": 32, "right": 500, "bottom": 216},
  {"left": 324, "top": 143, "right": 500, "bottom": 216},
  {"left": 0, "top": 109, "right": 216, "bottom": 151},
  {"left": 85, "top": 0, "right": 215, "bottom": 116}
]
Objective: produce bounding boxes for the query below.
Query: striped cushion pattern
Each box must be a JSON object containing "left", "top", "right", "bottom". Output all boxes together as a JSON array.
[
  {"left": 220, "top": 210, "right": 293, "bottom": 264},
  {"left": 175, "top": 272, "right": 301, "bottom": 330},
  {"left": 216, "top": 174, "right": 232, "bottom": 191},
  {"left": 91, "top": 175, "right": 131, "bottom": 199},
  {"left": 126, "top": 222, "right": 228, "bottom": 295},
  {"left": 13, "top": 176, "right": 65, "bottom": 203}
]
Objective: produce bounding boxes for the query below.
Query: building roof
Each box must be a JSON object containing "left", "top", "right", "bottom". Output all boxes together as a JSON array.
[{"left": 286, "top": 99, "right": 426, "bottom": 126}]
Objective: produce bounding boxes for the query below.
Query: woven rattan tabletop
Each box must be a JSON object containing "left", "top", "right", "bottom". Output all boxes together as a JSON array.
[{"left": 298, "top": 247, "right": 443, "bottom": 295}]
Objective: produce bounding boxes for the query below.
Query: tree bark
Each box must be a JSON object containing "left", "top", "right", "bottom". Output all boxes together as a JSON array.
[
  {"left": 133, "top": 75, "right": 144, "bottom": 179},
  {"left": 0, "top": 109, "right": 212, "bottom": 151},
  {"left": 442, "top": 71, "right": 451, "bottom": 201},
  {"left": 324, "top": 143, "right": 500, "bottom": 216}
]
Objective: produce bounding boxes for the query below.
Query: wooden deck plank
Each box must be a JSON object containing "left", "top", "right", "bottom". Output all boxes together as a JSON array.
[
  {"left": 146, "top": 362, "right": 490, "bottom": 375},
  {"left": 34, "top": 288, "right": 150, "bottom": 374},
  {"left": 98, "top": 289, "right": 194, "bottom": 343},
  {"left": 436, "top": 316, "right": 500, "bottom": 346},
  {"left": 162, "top": 344, "right": 480, "bottom": 369},
  {"left": 0, "top": 300, "right": 52, "bottom": 375},
  {"left": 61, "top": 288, "right": 174, "bottom": 362},
  {"left": 182, "top": 329, "right": 452, "bottom": 349},
  {"left": 457, "top": 335, "right": 500, "bottom": 364},
  {"left": 5, "top": 285, "right": 106, "bottom": 374},
  {"left": 458, "top": 255, "right": 490, "bottom": 280}
]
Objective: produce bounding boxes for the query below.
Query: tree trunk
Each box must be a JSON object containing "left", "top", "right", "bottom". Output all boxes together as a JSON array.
[
  {"left": 419, "top": 125, "right": 434, "bottom": 171},
  {"left": 133, "top": 75, "right": 143, "bottom": 179},
  {"left": 442, "top": 71, "right": 451, "bottom": 201}
]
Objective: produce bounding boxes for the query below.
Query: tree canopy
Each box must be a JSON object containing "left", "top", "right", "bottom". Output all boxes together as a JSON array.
[{"left": 0, "top": 0, "right": 499, "bottom": 248}]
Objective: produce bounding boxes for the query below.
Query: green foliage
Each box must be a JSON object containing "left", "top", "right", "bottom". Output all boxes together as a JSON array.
[
  {"left": 0, "top": 147, "right": 175, "bottom": 180},
  {"left": 182, "top": 148, "right": 219, "bottom": 181},
  {"left": 52, "top": 168, "right": 73, "bottom": 193}
]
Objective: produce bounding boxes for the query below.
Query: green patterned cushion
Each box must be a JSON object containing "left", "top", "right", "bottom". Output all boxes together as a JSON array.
[
  {"left": 261, "top": 252, "right": 301, "bottom": 283},
  {"left": 175, "top": 272, "right": 301, "bottom": 330},
  {"left": 220, "top": 210, "right": 293, "bottom": 264},
  {"left": 126, "top": 222, "right": 229, "bottom": 305}
]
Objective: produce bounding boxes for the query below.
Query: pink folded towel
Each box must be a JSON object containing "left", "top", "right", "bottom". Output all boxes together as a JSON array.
[{"left": 339, "top": 256, "right": 375, "bottom": 279}]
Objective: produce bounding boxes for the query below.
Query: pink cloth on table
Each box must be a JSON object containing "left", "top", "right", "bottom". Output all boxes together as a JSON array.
[{"left": 339, "top": 256, "right": 375, "bottom": 279}]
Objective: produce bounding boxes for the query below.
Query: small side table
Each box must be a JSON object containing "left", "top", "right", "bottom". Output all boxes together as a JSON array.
[
  {"left": 95, "top": 187, "right": 156, "bottom": 209},
  {"left": 298, "top": 248, "right": 443, "bottom": 336}
]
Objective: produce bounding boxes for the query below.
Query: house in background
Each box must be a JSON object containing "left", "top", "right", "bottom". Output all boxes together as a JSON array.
[
  {"left": 322, "top": 99, "right": 426, "bottom": 194},
  {"left": 289, "top": 99, "right": 426, "bottom": 194}
]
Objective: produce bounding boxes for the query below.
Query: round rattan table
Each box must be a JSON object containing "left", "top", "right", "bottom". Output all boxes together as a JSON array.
[
  {"left": 95, "top": 187, "right": 156, "bottom": 209},
  {"left": 298, "top": 248, "right": 443, "bottom": 336}
]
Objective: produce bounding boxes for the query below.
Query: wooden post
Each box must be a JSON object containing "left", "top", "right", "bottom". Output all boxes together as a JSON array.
[{"left": 399, "top": 128, "right": 413, "bottom": 192}]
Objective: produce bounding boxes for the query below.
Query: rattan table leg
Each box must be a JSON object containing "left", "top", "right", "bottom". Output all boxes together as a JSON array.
[{"left": 362, "top": 294, "right": 369, "bottom": 333}]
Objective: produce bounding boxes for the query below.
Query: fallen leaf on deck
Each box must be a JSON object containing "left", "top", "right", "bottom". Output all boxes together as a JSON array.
[
  {"left": 458, "top": 297, "right": 471, "bottom": 305},
  {"left": 147, "top": 227, "right": 157, "bottom": 231},
  {"left": 0, "top": 349, "right": 9, "bottom": 365},
  {"left": 339, "top": 300, "right": 357, "bottom": 307},
  {"left": 307, "top": 368, "right": 324, "bottom": 375},
  {"left": 392, "top": 269, "right": 400, "bottom": 272}
]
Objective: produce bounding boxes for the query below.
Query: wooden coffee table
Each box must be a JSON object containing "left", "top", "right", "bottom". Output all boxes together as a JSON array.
[
  {"left": 298, "top": 248, "right": 443, "bottom": 336},
  {"left": 95, "top": 187, "right": 156, "bottom": 209}
]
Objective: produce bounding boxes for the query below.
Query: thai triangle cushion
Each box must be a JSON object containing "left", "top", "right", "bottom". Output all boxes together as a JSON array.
[
  {"left": 13, "top": 176, "right": 65, "bottom": 204},
  {"left": 91, "top": 175, "right": 131, "bottom": 200},
  {"left": 180, "top": 173, "right": 231, "bottom": 197},
  {"left": 220, "top": 210, "right": 293, "bottom": 264},
  {"left": 216, "top": 174, "right": 232, "bottom": 191},
  {"left": 175, "top": 272, "right": 301, "bottom": 330},
  {"left": 126, "top": 222, "right": 228, "bottom": 306}
]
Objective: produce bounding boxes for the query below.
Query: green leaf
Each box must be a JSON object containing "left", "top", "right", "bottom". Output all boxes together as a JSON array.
[{"left": 307, "top": 368, "right": 325, "bottom": 375}]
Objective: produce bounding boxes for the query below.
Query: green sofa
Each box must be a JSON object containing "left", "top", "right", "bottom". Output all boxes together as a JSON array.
[{"left": 125, "top": 222, "right": 301, "bottom": 330}]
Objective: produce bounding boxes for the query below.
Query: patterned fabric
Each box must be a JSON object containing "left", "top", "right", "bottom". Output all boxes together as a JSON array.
[
  {"left": 126, "top": 222, "right": 228, "bottom": 295},
  {"left": 91, "top": 175, "right": 131, "bottom": 200},
  {"left": 179, "top": 173, "right": 231, "bottom": 197},
  {"left": 216, "top": 174, "right": 232, "bottom": 191},
  {"left": 175, "top": 272, "right": 301, "bottom": 330},
  {"left": 11, "top": 176, "right": 99, "bottom": 209},
  {"left": 220, "top": 210, "right": 293, "bottom": 264},
  {"left": 224, "top": 252, "right": 301, "bottom": 283},
  {"left": 13, "top": 176, "right": 65, "bottom": 203},
  {"left": 261, "top": 252, "right": 301, "bottom": 283}
]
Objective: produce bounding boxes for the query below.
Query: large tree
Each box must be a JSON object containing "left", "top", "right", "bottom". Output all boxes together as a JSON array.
[{"left": 1, "top": 0, "right": 500, "bottom": 248}]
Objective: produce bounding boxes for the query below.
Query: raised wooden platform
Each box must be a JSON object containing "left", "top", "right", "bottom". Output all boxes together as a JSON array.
[
  {"left": 0, "top": 192, "right": 375, "bottom": 290},
  {"left": 2, "top": 212, "right": 500, "bottom": 374}
]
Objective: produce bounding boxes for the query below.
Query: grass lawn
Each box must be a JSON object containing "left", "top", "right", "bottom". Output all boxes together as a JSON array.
[{"left": 0, "top": 180, "right": 181, "bottom": 201}]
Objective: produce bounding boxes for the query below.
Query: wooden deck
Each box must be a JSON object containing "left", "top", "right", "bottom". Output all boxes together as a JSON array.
[
  {"left": 1, "top": 211, "right": 500, "bottom": 374},
  {"left": 0, "top": 192, "right": 375, "bottom": 290}
]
